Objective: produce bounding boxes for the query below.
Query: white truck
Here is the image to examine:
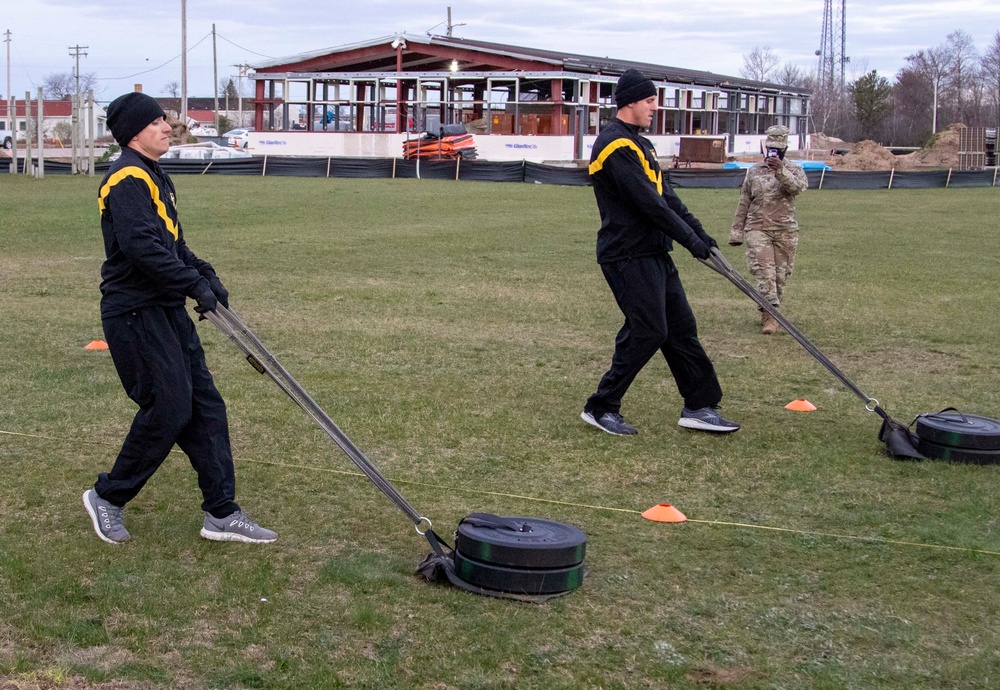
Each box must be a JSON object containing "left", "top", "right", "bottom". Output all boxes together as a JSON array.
[{"left": 1, "top": 126, "right": 13, "bottom": 149}]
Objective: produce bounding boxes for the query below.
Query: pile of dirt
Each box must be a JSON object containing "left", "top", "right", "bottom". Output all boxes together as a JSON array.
[
  {"left": 168, "top": 117, "right": 195, "bottom": 146},
  {"left": 810, "top": 132, "right": 847, "bottom": 152},
  {"left": 902, "top": 122, "right": 964, "bottom": 168},
  {"left": 832, "top": 139, "right": 909, "bottom": 171},
  {"left": 822, "top": 123, "right": 966, "bottom": 171}
]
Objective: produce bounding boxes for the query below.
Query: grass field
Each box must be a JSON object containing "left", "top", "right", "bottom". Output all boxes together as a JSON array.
[{"left": 1, "top": 173, "right": 999, "bottom": 689}]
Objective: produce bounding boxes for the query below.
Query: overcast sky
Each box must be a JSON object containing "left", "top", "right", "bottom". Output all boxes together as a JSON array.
[{"left": 5, "top": 0, "right": 1000, "bottom": 104}]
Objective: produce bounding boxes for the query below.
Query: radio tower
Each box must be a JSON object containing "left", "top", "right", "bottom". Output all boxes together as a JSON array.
[{"left": 817, "top": 0, "right": 847, "bottom": 89}]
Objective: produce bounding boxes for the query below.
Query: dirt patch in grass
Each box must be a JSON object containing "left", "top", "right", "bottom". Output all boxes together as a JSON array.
[
  {"left": 0, "top": 674, "right": 154, "bottom": 689},
  {"left": 687, "top": 664, "right": 757, "bottom": 685},
  {"left": 59, "top": 647, "right": 135, "bottom": 673}
]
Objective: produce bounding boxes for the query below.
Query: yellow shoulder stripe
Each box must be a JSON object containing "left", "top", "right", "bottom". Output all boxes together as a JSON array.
[
  {"left": 588, "top": 138, "right": 662, "bottom": 194},
  {"left": 98, "top": 166, "right": 179, "bottom": 240}
]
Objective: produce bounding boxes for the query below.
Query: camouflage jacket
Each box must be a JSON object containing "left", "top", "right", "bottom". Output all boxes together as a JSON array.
[{"left": 729, "top": 160, "right": 808, "bottom": 244}]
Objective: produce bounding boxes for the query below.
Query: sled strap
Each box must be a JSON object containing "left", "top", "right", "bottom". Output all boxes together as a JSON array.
[{"left": 458, "top": 513, "right": 533, "bottom": 532}]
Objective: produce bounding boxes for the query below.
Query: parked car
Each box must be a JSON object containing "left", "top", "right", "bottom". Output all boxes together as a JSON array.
[
  {"left": 1, "top": 127, "right": 13, "bottom": 149},
  {"left": 222, "top": 128, "right": 253, "bottom": 148},
  {"left": 189, "top": 126, "right": 218, "bottom": 137}
]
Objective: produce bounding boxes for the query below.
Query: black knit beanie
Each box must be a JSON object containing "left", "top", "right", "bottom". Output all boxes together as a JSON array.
[
  {"left": 106, "top": 92, "right": 166, "bottom": 146},
  {"left": 614, "top": 69, "right": 656, "bottom": 108}
]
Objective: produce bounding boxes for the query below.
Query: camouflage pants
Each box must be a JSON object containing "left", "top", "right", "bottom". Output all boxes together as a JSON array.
[{"left": 744, "top": 228, "right": 798, "bottom": 308}]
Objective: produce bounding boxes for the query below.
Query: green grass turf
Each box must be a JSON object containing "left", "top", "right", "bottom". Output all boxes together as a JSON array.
[{"left": 1, "top": 174, "right": 999, "bottom": 689}]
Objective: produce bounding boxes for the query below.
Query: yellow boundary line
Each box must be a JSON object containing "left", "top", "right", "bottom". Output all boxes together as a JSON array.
[{"left": 4, "top": 428, "right": 998, "bottom": 557}]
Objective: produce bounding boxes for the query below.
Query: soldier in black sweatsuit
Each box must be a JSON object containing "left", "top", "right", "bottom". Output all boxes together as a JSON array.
[
  {"left": 96, "top": 142, "right": 236, "bottom": 515},
  {"left": 85, "top": 92, "right": 275, "bottom": 544},
  {"left": 581, "top": 69, "right": 738, "bottom": 436}
]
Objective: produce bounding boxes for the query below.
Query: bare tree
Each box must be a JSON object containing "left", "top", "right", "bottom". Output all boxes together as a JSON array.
[
  {"left": 909, "top": 46, "right": 954, "bottom": 133},
  {"left": 775, "top": 62, "right": 807, "bottom": 88},
  {"left": 741, "top": 46, "right": 780, "bottom": 82},
  {"left": 43, "top": 71, "right": 99, "bottom": 100},
  {"left": 161, "top": 81, "right": 181, "bottom": 118},
  {"left": 891, "top": 65, "right": 934, "bottom": 146},
  {"left": 982, "top": 31, "right": 1000, "bottom": 128},
  {"left": 943, "top": 30, "right": 980, "bottom": 125}
]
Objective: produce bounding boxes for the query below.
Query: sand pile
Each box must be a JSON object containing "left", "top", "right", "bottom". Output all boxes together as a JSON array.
[
  {"left": 833, "top": 139, "right": 909, "bottom": 171},
  {"left": 814, "top": 123, "right": 967, "bottom": 170},
  {"left": 903, "top": 122, "right": 963, "bottom": 168},
  {"left": 169, "top": 118, "right": 196, "bottom": 146},
  {"left": 810, "top": 132, "right": 847, "bottom": 151}
]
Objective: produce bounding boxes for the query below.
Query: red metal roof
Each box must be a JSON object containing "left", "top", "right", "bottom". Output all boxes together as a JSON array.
[
  {"left": 0, "top": 99, "right": 86, "bottom": 117},
  {"left": 251, "top": 33, "right": 809, "bottom": 94},
  {"left": 186, "top": 109, "right": 218, "bottom": 122}
]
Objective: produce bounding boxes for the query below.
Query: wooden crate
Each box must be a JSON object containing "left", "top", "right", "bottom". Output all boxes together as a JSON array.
[
  {"left": 490, "top": 113, "right": 513, "bottom": 134},
  {"left": 678, "top": 137, "right": 727, "bottom": 164}
]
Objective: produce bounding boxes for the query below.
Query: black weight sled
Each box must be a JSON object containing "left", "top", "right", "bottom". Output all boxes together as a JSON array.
[
  {"left": 205, "top": 305, "right": 585, "bottom": 602},
  {"left": 913, "top": 408, "right": 1000, "bottom": 464}
]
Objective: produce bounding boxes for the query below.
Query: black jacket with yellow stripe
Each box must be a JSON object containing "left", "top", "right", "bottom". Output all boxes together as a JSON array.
[
  {"left": 588, "top": 118, "right": 712, "bottom": 264},
  {"left": 98, "top": 146, "right": 216, "bottom": 318}
]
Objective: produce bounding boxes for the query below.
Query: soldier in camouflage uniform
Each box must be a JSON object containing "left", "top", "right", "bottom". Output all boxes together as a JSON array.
[{"left": 729, "top": 125, "right": 808, "bottom": 334}]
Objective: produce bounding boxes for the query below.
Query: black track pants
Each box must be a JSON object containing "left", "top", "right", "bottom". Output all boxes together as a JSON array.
[
  {"left": 95, "top": 306, "right": 239, "bottom": 517},
  {"left": 585, "top": 254, "right": 723, "bottom": 417}
]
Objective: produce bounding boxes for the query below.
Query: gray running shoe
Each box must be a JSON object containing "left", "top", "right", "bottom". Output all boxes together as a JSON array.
[
  {"left": 83, "top": 489, "right": 130, "bottom": 544},
  {"left": 200, "top": 510, "right": 277, "bottom": 544},
  {"left": 581, "top": 410, "right": 638, "bottom": 436},
  {"left": 678, "top": 406, "right": 741, "bottom": 433}
]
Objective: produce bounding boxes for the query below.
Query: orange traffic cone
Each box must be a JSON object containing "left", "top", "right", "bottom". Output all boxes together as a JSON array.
[
  {"left": 785, "top": 398, "right": 817, "bottom": 412},
  {"left": 641, "top": 503, "right": 687, "bottom": 523},
  {"left": 85, "top": 340, "right": 109, "bottom": 350}
]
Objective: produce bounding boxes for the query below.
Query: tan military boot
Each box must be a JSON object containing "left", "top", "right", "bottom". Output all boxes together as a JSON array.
[{"left": 761, "top": 311, "right": 779, "bottom": 335}]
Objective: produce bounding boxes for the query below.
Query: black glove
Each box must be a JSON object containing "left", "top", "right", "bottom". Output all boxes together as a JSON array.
[
  {"left": 194, "top": 288, "right": 217, "bottom": 314},
  {"left": 688, "top": 238, "right": 711, "bottom": 261},
  {"left": 207, "top": 275, "right": 229, "bottom": 309},
  {"left": 700, "top": 233, "right": 719, "bottom": 250}
]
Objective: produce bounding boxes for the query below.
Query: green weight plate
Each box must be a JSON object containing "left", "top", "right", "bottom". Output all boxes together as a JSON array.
[
  {"left": 455, "top": 515, "right": 586, "bottom": 568},
  {"left": 453, "top": 551, "right": 585, "bottom": 595},
  {"left": 915, "top": 412, "right": 1000, "bottom": 450},
  {"left": 916, "top": 437, "right": 1000, "bottom": 465}
]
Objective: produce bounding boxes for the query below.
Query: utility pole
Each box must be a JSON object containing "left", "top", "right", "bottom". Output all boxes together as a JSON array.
[
  {"left": 180, "top": 0, "right": 187, "bottom": 125},
  {"left": 7, "top": 95, "right": 14, "bottom": 174},
  {"left": 87, "top": 89, "right": 95, "bottom": 176},
  {"left": 235, "top": 64, "right": 247, "bottom": 127},
  {"left": 4, "top": 30, "right": 11, "bottom": 130},
  {"left": 69, "top": 44, "right": 88, "bottom": 175},
  {"left": 36, "top": 86, "right": 44, "bottom": 179},
  {"left": 445, "top": 8, "right": 465, "bottom": 37},
  {"left": 212, "top": 24, "right": 219, "bottom": 134},
  {"left": 23, "top": 90, "right": 31, "bottom": 175},
  {"left": 4, "top": 30, "right": 11, "bottom": 175}
]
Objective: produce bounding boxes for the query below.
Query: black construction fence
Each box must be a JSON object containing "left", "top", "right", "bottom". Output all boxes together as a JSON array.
[{"left": 3, "top": 156, "right": 999, "bottom": 190}]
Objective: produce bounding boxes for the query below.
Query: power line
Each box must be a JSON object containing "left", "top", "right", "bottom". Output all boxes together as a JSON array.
[
  {"left": 215, "top": 33, "right": 274, "bottom": 59},
  {"left": 96, "top": 31, "right": 212, "bottom": 81},
  {"left": 11, "top": 41, "right": 38, "bottom": 89}
]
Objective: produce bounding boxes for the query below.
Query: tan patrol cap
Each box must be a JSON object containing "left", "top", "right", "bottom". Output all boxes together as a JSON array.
[{"left": 764, "top": 125, "right": 790, "bottom": 149}]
